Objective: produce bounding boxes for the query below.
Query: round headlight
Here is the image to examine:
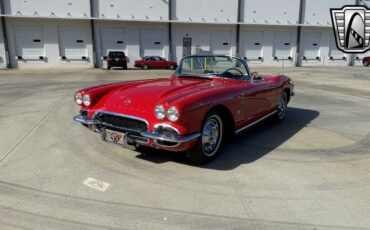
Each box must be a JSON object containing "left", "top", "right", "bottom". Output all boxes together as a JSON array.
[
  {"left": 154, "top": 105, "right": 166, "bottom": 120},
  {"left": 74, "top": 93, "right": 83, "bottom": 105},
  {"left": 82, "top": 94, "right": 91, "bottom": 106},
  {"left": 167, "top": 106, "right": 179, "bottom": 122}
]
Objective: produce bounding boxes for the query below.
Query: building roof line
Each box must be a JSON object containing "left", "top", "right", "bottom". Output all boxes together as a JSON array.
[{"left": 0, "top": 14, "right": 333, "bottom": 28}]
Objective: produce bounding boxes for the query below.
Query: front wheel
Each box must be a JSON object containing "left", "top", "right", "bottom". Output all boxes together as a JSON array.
[
  {"left": 168, "top": 65, "right": 175, "bottom": 70},
  {"left": 273, "top": 92, "right": 288, "bottom": 122},
  {"left": 364, "top": 60, "right": 369, "bottom": 67},
  {"left": 187, "top": 111, "right": 224, "bottom": 164},
  {"left": 142, "top": 65, "right": 149, "bottom": 70}
]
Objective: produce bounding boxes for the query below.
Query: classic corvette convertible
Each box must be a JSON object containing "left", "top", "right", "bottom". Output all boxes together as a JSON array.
[{"left": 74, "top": 55, "right": 294, "bottom": 163}]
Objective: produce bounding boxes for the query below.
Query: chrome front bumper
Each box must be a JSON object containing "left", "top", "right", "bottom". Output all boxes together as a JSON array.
[
  {"left": 74, "top": 115, "right": 98, "bottom": 125},
  {"left": 140, "top": 132, "right": 200, "bottom": 143},
  {"left": 73, "top": 115, "right": 200, "bottom": 144}
]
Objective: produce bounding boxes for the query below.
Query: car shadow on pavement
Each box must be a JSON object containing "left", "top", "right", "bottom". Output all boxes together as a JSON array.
[{"left": 136, "top": 107, "right": 319, "bottom": 170}]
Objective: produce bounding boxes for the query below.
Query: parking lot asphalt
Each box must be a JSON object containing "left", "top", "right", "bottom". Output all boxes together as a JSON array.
[{"left": 0, "top": 66, "right": 369, "bottom": 229}]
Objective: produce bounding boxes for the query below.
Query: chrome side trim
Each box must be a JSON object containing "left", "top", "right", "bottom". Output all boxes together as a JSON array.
[
  {"left": 141, "top": 132, "right": 201, "bottom": 143},
  {"left": 235, "top": 111, "right": 277, "bottom": 134}
]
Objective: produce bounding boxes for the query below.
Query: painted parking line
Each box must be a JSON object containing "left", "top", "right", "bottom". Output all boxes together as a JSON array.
[{"left": 83, "top": 177, "right": 110, "bottom": 192}]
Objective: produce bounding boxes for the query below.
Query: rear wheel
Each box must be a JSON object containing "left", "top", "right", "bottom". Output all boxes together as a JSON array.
[
  {"left": 142, "top": 65, "right": 149, "bottom": 70},
  {"left": 107, "top": 65, "right": 111, "bottom": 70},
  {"left": 364, "top": 60, "right": 369, "bottom": 66},
  {"left": 273, "top": 92, "right": 288, "bottom": 122},
  {"left": 168, "top": 65, "right": 175, "bottom": 70},
  {"left": 123, "top": 63, "right": 128, "bottom": 70},
  {"left": 188, "top": 111, "right": 224, "bottom": 164}
]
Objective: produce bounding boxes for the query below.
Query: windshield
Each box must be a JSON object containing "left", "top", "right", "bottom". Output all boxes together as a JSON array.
[
  {"left": 109, "top": 52, "right": 125, "bottom": 58},
  {"left": 176, "top": 56, "right": 250, "bottom": 81}
]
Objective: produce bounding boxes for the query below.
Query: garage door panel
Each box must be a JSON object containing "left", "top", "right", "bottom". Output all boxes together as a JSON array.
[
  {"left": 243, "top": 31, "right": 263, "bottom": 59},
  {"left": 140, "top": 29, "right": 164, "bottom": 57},
  {"left": 100, "top": 28, "right": 126, "bottom": 56},
  {"left": 211, "top": 31, "right": 232, "bottom": 55},
  {"left": 59, "top": 27, "right": 88, "bottom": 59},
  {"left": 273, "top": 31, "right": 293, "bottom": 59},
  {"left": 329, "top": 35, "right": 345, "bottom": 59},
  {"left": 302, "top": 32, "right": 321, "bottom": 59},
  {"left": 15, "top": 26, "right": 44, "bottom": 58},
  {"left": 354, "top": 51, "right": 370, "bottom": 60}
]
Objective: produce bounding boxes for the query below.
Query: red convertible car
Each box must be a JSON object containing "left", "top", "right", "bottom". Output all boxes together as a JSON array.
[
  {"left": 134, "top": 56, "right": 178, "bottom": 70},
  {"left": 363, "top": 56, "right": 370, "bottom": 66},
  {"left": 74, "top": 55, "right": 294, "bottom": 164}
]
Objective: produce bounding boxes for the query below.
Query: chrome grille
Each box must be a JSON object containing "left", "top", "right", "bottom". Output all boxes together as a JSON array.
[{"left": 95, "top": 112, "right": 148, "bottom": 133}]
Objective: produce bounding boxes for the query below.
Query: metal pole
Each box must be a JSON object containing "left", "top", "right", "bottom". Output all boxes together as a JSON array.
[
  {"left": 0, "top": 0, "right": 10, "bottom": 68},
  {"left": 236, "top": 0, "right": 242, "bottom": 57},
  {"left": 168, "top": 0, "right": 173, "bottom": 61},
  {"left": 322, "top": 56, "right": 325, "bottom": 67},
  {"left": 90, "top": 0, "right": 98, "bottom": 68},
  {"left": 295, "top": 0, "right": 305, "bottom": 67},
  {"left": 351, "top": 0, "right": 363, "bottom": 66}
]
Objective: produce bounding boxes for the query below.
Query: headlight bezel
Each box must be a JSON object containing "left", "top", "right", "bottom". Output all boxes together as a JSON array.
[
  {"left": 82, "top": 94, "right": 91, "bottom": 106},
  {"left": 74, "top": 93, "right": 83, "bottom": 105},
  {"left": 154, "top": 105, "right": 166, "bottom": 120},
  {"left": 167, "top": 106, "right": 180, "bottom": 122}
]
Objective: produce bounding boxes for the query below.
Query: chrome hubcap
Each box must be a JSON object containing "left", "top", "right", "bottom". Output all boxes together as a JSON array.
[
  {"left": 202, "top": 116, "right": 221, "bottom": 156},
  {"left": 278, "top": 95, "right": 287, "bottom": 119}
]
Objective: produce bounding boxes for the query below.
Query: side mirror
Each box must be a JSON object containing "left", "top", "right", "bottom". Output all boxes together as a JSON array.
[
  {"left": 251, "top": 72, "right": 263, "bottom": 82},
  {"left": 251, "top": 72, "right": 259, "bottom": 79}
]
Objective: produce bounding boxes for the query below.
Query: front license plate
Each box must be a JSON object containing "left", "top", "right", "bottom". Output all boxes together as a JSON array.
[{"left": 104, "top": 129, "right": 125, "bottom": 145}]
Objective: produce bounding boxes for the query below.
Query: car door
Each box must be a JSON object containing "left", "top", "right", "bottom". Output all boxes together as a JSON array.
[
  {"left": 241, "top": 78, "right": 276, "bottom": 123},
  {"left": 159, "top": 57, "right": 168, "bottom": 68},
  {"left": 153, "top": 56, "right": 165, "bottom": 68},
  {"left": 147, "top": 57, "right": 156, "bottom": 68}
]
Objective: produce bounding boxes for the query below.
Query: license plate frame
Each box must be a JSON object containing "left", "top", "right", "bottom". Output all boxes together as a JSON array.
[{"left": 103, "top": 129, "right": 126, "bottom": 145}]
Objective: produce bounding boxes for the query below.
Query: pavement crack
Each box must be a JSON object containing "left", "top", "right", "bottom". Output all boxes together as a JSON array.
[{"left": 0, "top": 95, "right": 66, "bottom": 165}]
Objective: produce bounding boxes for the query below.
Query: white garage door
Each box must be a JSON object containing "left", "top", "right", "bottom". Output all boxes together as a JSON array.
[
  {"left": 329, "top": 35, "right": 345, "bottom": 59},
  {"left": 354, "top": 51, "right": 370, "bottom": 60},
  {"left": 140, "top": 29, "right": 164, "bottom": 57},
  {"left": 242, "top": 31, "right": 263, "bottom": 59},
  {"left": 273, "top": 31, "right": 293, "bottom": 59},
  {"left": 301, "top": 32, "right": 321, "bottom": 59},
  {"left": 100, "top": 28, "right": 126, "bottom": 56},
  {"left": 211, "top": 31, "right": 232, "bottom": 55},
  {"left": 59, "top": 27, "right": 88, "bottom": 59},
  {"left": 14, "top": 26, "right": 44, "bottom": 58}
]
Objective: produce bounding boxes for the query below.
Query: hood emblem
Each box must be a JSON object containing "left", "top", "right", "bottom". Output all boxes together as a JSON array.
[{"left": 123, "top": 98, "right": 132, "bottom": 106}]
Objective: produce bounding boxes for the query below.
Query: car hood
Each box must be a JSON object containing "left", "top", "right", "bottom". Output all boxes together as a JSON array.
[{"left": 102, "top": 77, "right": 224, "bottom": 115}]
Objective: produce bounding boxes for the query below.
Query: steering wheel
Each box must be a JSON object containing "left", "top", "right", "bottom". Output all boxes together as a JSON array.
[{"left": 221, "top": 68, "right": 245, "bottom": 79}]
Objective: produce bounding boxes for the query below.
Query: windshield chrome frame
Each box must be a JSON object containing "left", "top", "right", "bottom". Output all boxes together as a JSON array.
[{"left": 175, "top": 55, "right": 251, "bottom": 81}]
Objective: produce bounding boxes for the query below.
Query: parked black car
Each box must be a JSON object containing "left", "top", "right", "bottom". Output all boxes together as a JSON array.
[{"left": 106, "top": 51, "right": 128, "bottom": 70}]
